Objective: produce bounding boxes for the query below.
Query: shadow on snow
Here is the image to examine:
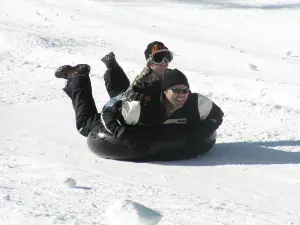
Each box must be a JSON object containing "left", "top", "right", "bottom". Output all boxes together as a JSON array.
[{"left": 151, "top": 139, "right": 300, "bottom": 166}]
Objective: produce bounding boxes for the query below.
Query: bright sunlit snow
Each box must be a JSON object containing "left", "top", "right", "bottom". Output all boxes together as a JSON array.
[
  {"left": 1, "top": 0, "right": 300, "bottom": 224},
  {"left": 105, "top": 199, "right": 162, "bottom": 225}
]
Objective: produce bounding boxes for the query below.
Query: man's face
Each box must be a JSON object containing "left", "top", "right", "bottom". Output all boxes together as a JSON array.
[
  {"left": 149, "top": 62, "right": 169, "bottom": 76},
  {"left": 164, "top": 84, "right": 189, "bottom": 108}
]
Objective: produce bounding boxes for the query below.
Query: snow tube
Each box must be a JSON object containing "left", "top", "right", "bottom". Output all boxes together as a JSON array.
[{"left": 87, "top": 124, "right": 216, "bottom": 161}]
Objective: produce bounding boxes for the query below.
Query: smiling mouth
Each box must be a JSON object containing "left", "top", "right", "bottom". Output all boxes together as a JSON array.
[{"left": 175, "top": 98, "right": 185, "bottom": 102}]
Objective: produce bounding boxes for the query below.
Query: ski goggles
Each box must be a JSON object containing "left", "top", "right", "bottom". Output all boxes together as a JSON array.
[
  {"left": 170, "top": 88, "right": 190, "bottom": 94},
  {"left": 150, "top": 50, "right": 173, "bottom": 64}
]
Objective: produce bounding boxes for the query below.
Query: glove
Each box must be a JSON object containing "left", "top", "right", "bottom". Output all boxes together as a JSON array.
[
  {"left": 115, "top": 125, "right": 128, "bottom": 139},
  {"left": 200, "top": 119, "right": 219, "bottom": 136}
]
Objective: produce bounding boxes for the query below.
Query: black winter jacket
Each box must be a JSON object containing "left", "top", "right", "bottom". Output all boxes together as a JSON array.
[
  {"left": 130, "top": 65, "right": 171, "bottom": 93},
  {"left": 100, "top": 84, "right": 224, "bottom": 139}
]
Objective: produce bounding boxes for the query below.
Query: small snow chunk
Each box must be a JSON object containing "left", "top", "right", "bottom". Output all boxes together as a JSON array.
[
  {"left": 105, "top": 199, "right": 162, "bottom": 225},
  {"left": 63, "top": 178, "right": 77, "bottom": 188},
  {"left": 249, "top": 64, "right": 258, "bottom": 71},
  {"left": 3, "top": 194, "right": 10, "bottom": 200},
  {"left": 273, "top": 104, "right": 282, "bottom": 110},
  {"left": 286, "top": 51, "right": 291, "bottom": 56}
]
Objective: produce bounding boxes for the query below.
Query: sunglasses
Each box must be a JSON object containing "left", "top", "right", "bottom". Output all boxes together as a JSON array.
[
  {"left": 170, "top": 88, "right": 189, "bottom": 94},
  {"left": 150, "top": 50, "right": 173, "bottom": 64}
]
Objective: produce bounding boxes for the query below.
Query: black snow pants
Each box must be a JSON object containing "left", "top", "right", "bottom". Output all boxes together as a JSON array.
[
  {"left": 104, "top": 67, "right": 130, "bottom": 98},
  {"left": 63, "top": 67, "right": 130, "bottom": 137}
]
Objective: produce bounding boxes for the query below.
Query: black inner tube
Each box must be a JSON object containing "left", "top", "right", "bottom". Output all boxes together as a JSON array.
[{"left": 87, "top": 124, "right": 216, "bottom": 161}]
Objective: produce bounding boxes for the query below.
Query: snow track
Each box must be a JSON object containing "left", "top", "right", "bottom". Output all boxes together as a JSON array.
[
  {"left": 1, "top": 31, "right": 62, "bottom": 50},
  {"left": 0, "top": 26, "right": 87, "bottom": 53}
]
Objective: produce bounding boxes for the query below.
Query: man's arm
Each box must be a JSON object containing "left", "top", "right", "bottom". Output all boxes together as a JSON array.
[
  {"left": 101, "top": 99, "right": 126, "bottom": 138},
  {"left": 195, "top": 93, "right": 224, "bottom": 133},
  {"left": 101, "top": 93, "right": 144, "bottom": 138}
]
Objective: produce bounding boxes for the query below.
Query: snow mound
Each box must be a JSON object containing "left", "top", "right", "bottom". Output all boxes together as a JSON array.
[
  {"left": 105, "top": 199, "right": 162, "bottom": 225},
  {"left": 63, "top": 178, "right": 77, "bottom": 188}
]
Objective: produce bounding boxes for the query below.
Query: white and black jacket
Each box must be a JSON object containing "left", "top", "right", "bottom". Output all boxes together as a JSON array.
[{"left": 100, "top": 87, "right": 224, "bottom": 139}]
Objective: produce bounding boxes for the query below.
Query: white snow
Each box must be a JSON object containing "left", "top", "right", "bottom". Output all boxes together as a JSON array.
[
  {"left": 105, "top": 199, "right": 162, "bottom": 225},
  {"left": 0, "top": 0, "right": 300, "bottom": 224}
]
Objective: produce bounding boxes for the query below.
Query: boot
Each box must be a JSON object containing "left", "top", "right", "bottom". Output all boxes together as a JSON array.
[
  {"left": 55, "top": 64, "right": 91, "bottom": 79},
  {"left": 101, "top": 52, "right": 120, "bottom": 69}
]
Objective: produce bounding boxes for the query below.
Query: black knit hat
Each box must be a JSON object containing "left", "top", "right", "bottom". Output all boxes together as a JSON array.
[
  {"left": 144, "top": 41, "right": 168, "bottom": 60},
  {"left": 162, "top": 69, "right": 189, "bottom": 90}
]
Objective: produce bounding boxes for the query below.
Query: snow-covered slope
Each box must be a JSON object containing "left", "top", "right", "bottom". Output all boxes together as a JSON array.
[{"left": 1, "top": 0, "right": 300, "bottom": 224}]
